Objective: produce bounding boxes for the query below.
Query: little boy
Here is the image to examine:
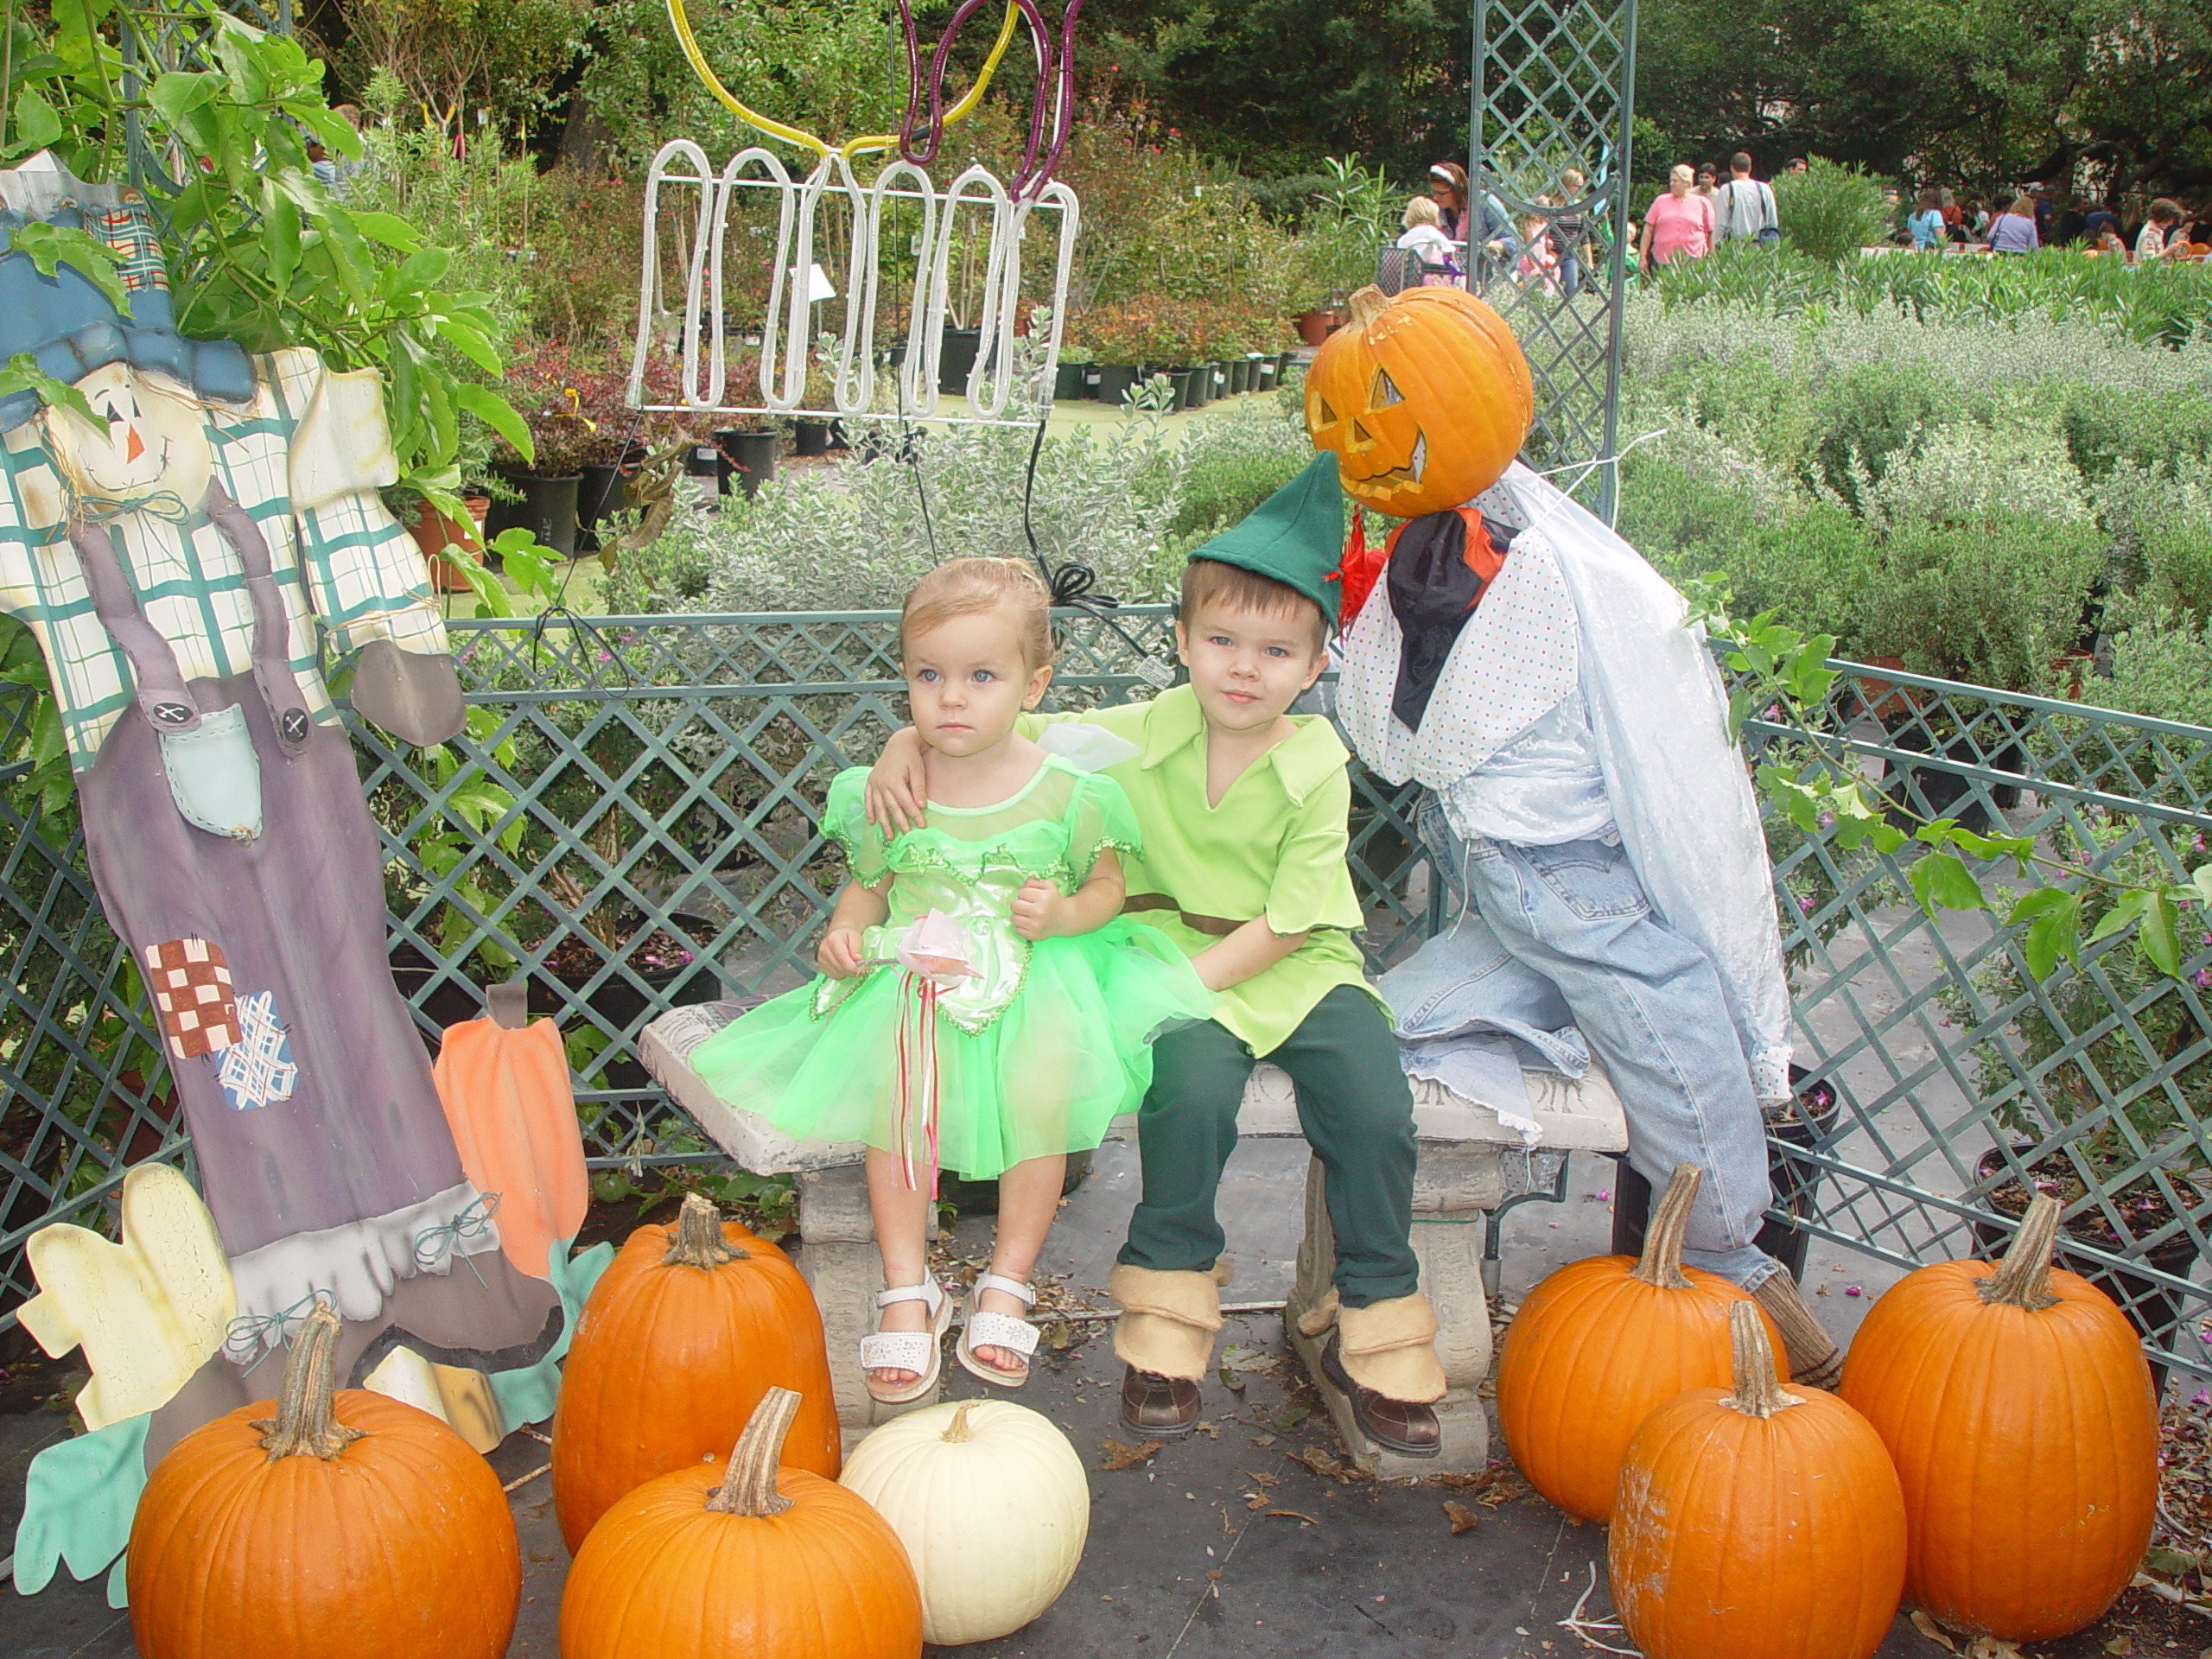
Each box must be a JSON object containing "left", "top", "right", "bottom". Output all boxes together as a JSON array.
[{"left": 870, "top": 457, "right": 1446, "bottom": 1453}]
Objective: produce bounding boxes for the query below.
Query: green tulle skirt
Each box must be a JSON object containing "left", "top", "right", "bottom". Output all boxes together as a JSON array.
[{"left": 687, "top": 919, "right": 1212, "bottom": 1180}]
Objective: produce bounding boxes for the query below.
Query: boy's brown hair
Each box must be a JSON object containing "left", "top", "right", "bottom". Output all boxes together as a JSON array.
[
  {"left": 1179, "top": 557, "right": 1329, "bottom": 656},
  {"left": 901, "top": 557, "right": 1054, "bottom": 670}
]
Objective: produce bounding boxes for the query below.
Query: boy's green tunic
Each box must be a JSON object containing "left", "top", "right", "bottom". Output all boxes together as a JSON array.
[
  {"left": 1039, "top": 684, "right": 1380, "bottom": 1052},
  {"left": 1030, "top": 685, "right": 1419, "bottom": 1306}
]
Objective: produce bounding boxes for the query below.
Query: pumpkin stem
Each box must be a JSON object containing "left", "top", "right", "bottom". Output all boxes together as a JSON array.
[
  {"left": 1347, "top": 284, "right": 1389, "bottom": 327},
  {"left": 1628, "top": 1163, "right": 1701, "bottom": 1289},
  {"left": 943, "top": 1402, "right": 978, "bottom": 1444},
  {"left": 703, "top": 1387, "right": 800, "bottom": 1517},
  {"left": 1722, "top": 1300, "right": 1802, "bottom": 1420},
  {"left": 1979, "top": 1193, "right": 2063, "bottom": 1311},
  {"left": 664, "top": 1192, "right": 744, "bottom": 1268},
  {"left": 251, "top": 1301, "right": 365, "bottom": 1462}
]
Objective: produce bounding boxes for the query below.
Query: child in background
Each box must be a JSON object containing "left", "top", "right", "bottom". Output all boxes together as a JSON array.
[
  {"left": 1397, "top": 195, "right": 1461, "bottom": 284},
  {"left": 688, "top": 558, "right": 1211, "bottom": 1402}
]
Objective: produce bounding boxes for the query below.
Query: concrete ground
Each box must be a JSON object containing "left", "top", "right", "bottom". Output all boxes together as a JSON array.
[{"left": 5, "top": 1133, "right": 1925, "bottom": 1659}]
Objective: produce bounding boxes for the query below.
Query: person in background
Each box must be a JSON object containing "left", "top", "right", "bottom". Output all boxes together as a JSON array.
[
  {"left": 2137, "top": 199, "right": 2192, "bottom": 263},
  {"left": 1427, "top": 161, "right": 1472, "bottom": 242},
  {"left": 1694, "top": 163, "right": 1719, "bottom": 204},
  {"left": 2031, "top": 183, "right": 2056, "bottom": 244},
  {"left": 1397, "top": 195, "right": 1463, "bottom": 285},
  {"left": 1639, "top": 162, "right": 1715, "bottom": 275},
  {"left": 1514, "top": 209, "right": 1559, "bottom": 294},
  {"left": 1965, "top": 198, "right": 1991, "bottom": 238},
  {"left": 1552, "top": 168, "right": 1595, "bottom": 296},
  {"left": 2082, "top": 198, "right": 2122, "bottom": 249},
  {"left": 1786, "top": 156, "right": 1808, "bottom": 175},
  {"left": 2054, "top": 192, "right": 2088, "bottom": 246},
  {"left": 1907, "top": 187, "right": 1947, "bottom": 251},
  {"left": 1988, "top": 193, "right": 2040, "bottom": 254},
  {"left": 1713, "top": 152, "right": 1779, "bottom": 245}
]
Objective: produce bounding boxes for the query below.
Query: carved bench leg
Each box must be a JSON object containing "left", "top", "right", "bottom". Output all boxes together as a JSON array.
[
  {"left": 792, "top": 1166, "right": 940, "bottom": 1448},
  {"left": 1285, "top": 1155, "right": 1493, "bottom": 1477}
]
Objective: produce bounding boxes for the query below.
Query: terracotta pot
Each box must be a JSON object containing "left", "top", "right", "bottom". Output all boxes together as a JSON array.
[
  {"left": 408, "top": 500, "right": 481, "bottom": 593},
  {"left": 1294, "top": 309, "right": 1334, "bottom": 347}
]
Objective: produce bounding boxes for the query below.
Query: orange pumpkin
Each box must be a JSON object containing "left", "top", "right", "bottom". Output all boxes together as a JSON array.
[
  {"left": 552, "top": 1193, "right": 840, "bottom": 1553},
  {"left": 1304, "top": 283, "right": 1533, "bottom": 518},
  {"left": 1611, "top": 1302, "right": 1907, "bottom": 1659},
  {"left": 432, "top": 1010, "right": 588, "bottom": 1281},
  {"left": 1840, "top": 1194, "right": 2156, "bottom": 1641},
  {"left": 1495, "top": 1162, "right": 1781, "bottom": 1521},
  {"left": 127, "top": 1302, "right": 518, "bottom": 1659},
  {"left": 561, "top": 1387, "right": 922, "bottom": 1659}
]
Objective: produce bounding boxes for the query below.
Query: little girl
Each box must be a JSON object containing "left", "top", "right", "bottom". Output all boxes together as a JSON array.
[{"left": 688, "top": 558, "right": 1211, "bottom": 1402}]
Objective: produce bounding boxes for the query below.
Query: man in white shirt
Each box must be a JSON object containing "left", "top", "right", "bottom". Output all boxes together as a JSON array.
[{"left": 1714, "top": 152, "right": 1779, "bottom": 245}]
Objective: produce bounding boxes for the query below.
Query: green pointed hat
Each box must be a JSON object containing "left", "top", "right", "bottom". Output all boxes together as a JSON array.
[{"left": 1188, "top": 451, "right": 1348, "bottom": 627}]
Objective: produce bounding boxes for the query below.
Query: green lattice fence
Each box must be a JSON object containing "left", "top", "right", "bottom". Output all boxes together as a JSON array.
[{"left": 6, "top": 614, "right": 2212, "bottom": 1379}]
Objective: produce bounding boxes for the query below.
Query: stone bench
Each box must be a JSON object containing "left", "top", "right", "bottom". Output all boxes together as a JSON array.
[{"left": 639, "top": 1001, "right": 1627, "bottom": 1474}]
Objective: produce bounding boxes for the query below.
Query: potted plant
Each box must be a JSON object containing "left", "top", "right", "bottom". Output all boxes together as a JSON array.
[{"left": 1945, "top": 813, "right": 2212, "bottom": 1376}]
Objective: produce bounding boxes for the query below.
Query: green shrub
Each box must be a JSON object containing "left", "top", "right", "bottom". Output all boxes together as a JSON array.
[
  {"left": 1617, "top": 452, "right": 1768, "bottom": 573},
  {"left": 2143, "top": 526, "right": 2212, "bottom": 620},
  {"left": 1807, "top": 363, "right": 1955, "bottom": 508},
  {"left": 2058, "top": 388, "right": 2212, "bottom": 482},
  {"left": 1166, "top": 448, "right": 1311, "bottom": 542},
  {"left": 1852, "top": 514, "right": 2103, "bottom": 691},
  {"left": 1773, "top": 159, "right": 1891, "bottom": 265}
]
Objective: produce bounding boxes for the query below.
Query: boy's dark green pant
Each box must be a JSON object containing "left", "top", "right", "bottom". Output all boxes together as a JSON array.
[{"left": 1116, "top": 985, "right": 1420, "bottom": 1307}]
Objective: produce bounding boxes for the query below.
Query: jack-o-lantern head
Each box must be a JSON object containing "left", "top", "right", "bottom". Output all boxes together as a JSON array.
[{"left": 1305, "top": 285, "right": 1532, "bottom": 518}]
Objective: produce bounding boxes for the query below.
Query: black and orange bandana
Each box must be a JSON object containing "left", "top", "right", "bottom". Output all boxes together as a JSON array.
[{"left": 1385, "top": 507, "right": 1515, "bottom": 731}]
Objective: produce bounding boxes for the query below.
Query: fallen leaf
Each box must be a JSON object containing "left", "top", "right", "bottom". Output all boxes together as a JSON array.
[
  {"left": 1099, "top": 1436, "right": 1162, "bottom": 1471},
  {"left": 1910, "top": 1610, "right": 1957, "bottom": 1651},
  {"left": 2145, "top": 1544, "right": 2205, "bottom": 1578},
  {"left": 1243, "top": 1491, "right": 1270, "bottom": 1510},
  {"left": 1221, "top": 1344, "right": 1276, "bottom": 1372},
  {"left": 1443, "top": 1501, "right": 1480, "bottom": 1535},
  {"left": 1193, "top": 1421, "right": 1220, "bottom": 1439},
  {"left": 1249, "top": 1433, "right": 1276, "bottom": 1447},
  {"left": 1246, "top": 1471, "right": 1280, "bottom": 1488},
  {"left": 1272, "top": 1405, "right": 1310, "bottom": 1433},
  {"left": 1219, "top": 1368, "right": 1248, "bottom": 1393},
  {"left": 2101, "top": 1638, "right": 2133, "bottom": 1657},
  {"left": 1264, "top": 1508, "right": 1319, "bottom": 1526},
  {"left": 1286, "top": 1445, "right": 1344, "bottom": 1478},
  {"left": 1965, "top": 1643, "right": 2022, "bottom": 1659}
]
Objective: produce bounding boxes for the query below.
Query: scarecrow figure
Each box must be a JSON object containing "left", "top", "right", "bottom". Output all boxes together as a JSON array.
[
  {"left": 1312, "top": 283, "right": 1841, "bottom": 1386},
  {"left": 0, "top": 157, "right": 559, "bottom": 1457}
]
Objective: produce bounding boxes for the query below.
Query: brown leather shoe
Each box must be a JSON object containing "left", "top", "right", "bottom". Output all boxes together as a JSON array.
[
  {"left": 1120, "top": 1366, "right": 1200, "bottom": 1438},
  {"left": 1320, "top": 1338, "right": 1441, "bottom": 1458}
]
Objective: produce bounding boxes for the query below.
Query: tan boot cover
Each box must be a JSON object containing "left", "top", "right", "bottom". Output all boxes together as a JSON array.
[
  {"left": 1334, "top": 1293, "right": 1447, "bottom": 1404},
  {"left": 1751, "top": 1270, "right": 1843, "bottom": 1389},
  {"left": 1294, "top": 1287, "right": 1340, "bottom": 1339},
  {"left": 1109, "top": 1265, "right": 1222, "bottom": 1382}
]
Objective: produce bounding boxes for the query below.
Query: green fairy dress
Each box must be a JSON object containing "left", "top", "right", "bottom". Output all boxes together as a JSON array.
[{"left": 687, "top": 757, "right": 1213, "bottom": 1180}]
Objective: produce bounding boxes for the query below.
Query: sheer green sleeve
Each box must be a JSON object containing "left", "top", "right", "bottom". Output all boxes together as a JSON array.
[
  {"left": 820, "top": 768, "right": 891, "bottom": 885},
  {"left": 1065, "top": 771, "right": 1144, "bottom": 885}
]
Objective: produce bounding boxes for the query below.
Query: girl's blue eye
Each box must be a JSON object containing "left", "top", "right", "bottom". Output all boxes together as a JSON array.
[
  {"left": 973, "top": 669, "right": 995, "bottom": 683},
  {"left": 916, "top": 668, "right": 939, "bottom": 683},
  {"left": 1265, "top": 645, "right": 1290, "bottom": 658}
]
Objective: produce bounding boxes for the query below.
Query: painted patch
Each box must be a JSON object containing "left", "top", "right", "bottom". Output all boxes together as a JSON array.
[
  {"left": 215, "top": 989, "right": 296, "bottom": 1111},
  {"left": 143, "top": 937, "right": 240, "bottom": 1058}
]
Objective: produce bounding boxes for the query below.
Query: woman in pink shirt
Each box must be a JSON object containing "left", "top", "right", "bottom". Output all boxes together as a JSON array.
[{"left": 1639, "top": 164, "right": 1716, "bottom": 274}]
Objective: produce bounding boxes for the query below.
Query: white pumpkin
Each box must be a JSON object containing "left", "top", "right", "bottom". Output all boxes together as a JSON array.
[{"left": 839, "top": 1397, "right": 1089, "bottom": 1645}]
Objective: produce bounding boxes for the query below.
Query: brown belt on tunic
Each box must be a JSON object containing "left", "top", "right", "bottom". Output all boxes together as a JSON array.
[{"left": 1122, "top": 893, "right": 1248, "bottom": 938}]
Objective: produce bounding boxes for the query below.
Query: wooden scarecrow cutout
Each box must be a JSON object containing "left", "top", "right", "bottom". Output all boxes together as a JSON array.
[{"left": 3, "top": 161, "right": 579, "bottom": 1595}]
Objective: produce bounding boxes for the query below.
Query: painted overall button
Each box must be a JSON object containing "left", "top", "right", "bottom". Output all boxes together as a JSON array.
[
  {"left": 280, "top": 708, "right": 309, "bottom": 742},
  {"left": 152, "top": 702, "right": 194, "bottom": 725}
]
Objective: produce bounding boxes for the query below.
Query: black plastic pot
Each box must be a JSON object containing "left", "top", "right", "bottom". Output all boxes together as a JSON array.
[
  {"left": 1182, "top": 364, "right": 1212, "bottom": 410},
  {"left": 1052, "top": 359, "right": 1090, "bottom": 401},
  {"left": 1228, "top": 358, "right": 1252, "bottom": 395},
  {"left": 793, "top": 418, "right": 833, "bottom": 457},
  {"left": 683, "top": 441, "right": 722, "bottom": 478},
  {"left": 1883, "top": 718, "right": 2027, "bottom": 836},
  {"left": 1209, "top": 363, "right": 1231, "bottom": 401},
  {"left": 715, "top": 428, "right": 779, "bottom": 499},
  {"left": 512, "top": 474, "right": 580, "bottom": 557},
  {"left": 1971, "top": 1145, "right": 2205, "bottom": 1389},
  {"left": 1094, "top": 364, "right": 1139, "bottom": 407},
  {"left": 576, "top": 463, "right": 626, "bottom": 554},
  {"left": 1610, "top": 1065, "right": 1841, "bottom": 1281},
  {"left": 1254, "top": 357, "right": 1277, "bottom": 391},
  {"left": 938, "top": 327, "right": 982, "bottom": 396}
]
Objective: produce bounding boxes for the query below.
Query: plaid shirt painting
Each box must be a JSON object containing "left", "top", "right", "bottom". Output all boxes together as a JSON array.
[{"left": 0, "top": 347, "right": 449, "bottom": 771}]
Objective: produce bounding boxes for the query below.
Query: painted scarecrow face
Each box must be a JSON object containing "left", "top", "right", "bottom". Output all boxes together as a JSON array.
[{"left": 48, "top": 361, "right": 213, "bottom": 507}]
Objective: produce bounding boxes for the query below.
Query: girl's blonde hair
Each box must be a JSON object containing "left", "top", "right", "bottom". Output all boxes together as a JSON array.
[
  {"left": 1402, "top": 194, "right": 1442, "bottom": 231},
  {"left": 900, "top": 557, "right": 1054, "bottom": 670}
]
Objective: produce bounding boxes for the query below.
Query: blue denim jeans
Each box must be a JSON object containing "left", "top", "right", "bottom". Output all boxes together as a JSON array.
[{"left": 1387, "top": 798, "right": 1779, "bottom": 1288}]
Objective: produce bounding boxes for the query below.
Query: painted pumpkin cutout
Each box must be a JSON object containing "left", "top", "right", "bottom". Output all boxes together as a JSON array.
[{"left": 1305, "top": 284, "right": 1533, "bottom": 518}]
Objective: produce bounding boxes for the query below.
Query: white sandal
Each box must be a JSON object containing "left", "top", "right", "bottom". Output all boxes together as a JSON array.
[
  {"left": 860, "top": 1279, "right": 951, "bottom": 1405},
  {"left": 957, "top": 1273, "right": 1041, "bottom": 1389}
]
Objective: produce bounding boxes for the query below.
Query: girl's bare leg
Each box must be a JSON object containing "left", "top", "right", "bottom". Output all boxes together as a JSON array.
[
  {"left": 974, "top": 1153, "right": 1065, "bottom": 1370},
  {"left": 866, "top": 1146, "right": 938, "bottom": 1389}
]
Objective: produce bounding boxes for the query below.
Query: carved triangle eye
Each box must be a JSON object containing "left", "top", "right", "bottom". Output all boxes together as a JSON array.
[
  {"left": 1317, "top": 396, "right": 1339, "bottom": 427},
  {"left": 1371, "top": 368, "right": 1403, "bottom": 408}
]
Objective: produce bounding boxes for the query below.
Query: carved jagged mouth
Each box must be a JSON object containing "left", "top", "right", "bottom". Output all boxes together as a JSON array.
[{"left": 1364, "top": 432, "right": 1427, "bottom": 491}]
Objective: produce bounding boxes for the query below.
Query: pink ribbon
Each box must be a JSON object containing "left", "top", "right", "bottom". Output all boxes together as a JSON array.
[{"left": 893, "top": 970, "right": 943, "bottom": 1194}]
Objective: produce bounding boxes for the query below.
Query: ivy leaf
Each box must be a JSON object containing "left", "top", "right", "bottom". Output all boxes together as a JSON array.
[
  {"left": 0, "top": 352, "right": 96, "bottom": 424},
  {"left": 2009, "top": 887, "right": 2081, "bottom": 979},
  {"left": 11, "top": 87, "right": 63, "bottom": 152},
  {"left": 5, "top": 220, "right": 129, "bottom": 315},
  {"left": 1945, "top": 826, "right": 2035, "bottom": 873},
  {"left": 148, "top": 71, "right": 220, "bottom": 125},
  {"left": 2193, "top": 866, "right": 2212, "bottom": 909},
  {"left": 2137, "top": 891, "right": 2182, "bottom": 976},
  {"left": 1908, "top": 850, "right": 1987, "bottom": 916}
]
